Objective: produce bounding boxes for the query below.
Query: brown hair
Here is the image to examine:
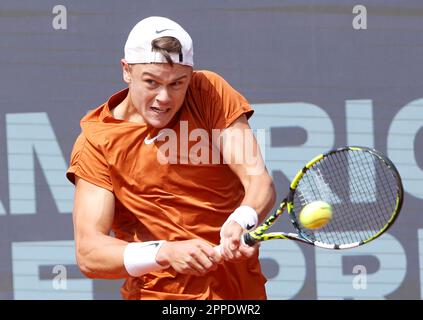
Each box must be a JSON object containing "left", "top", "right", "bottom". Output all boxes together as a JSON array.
[{"left": 151, "top": 36, "right": 183, "bottom": 66}]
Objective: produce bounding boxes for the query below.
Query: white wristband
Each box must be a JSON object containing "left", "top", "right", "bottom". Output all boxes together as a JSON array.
[
  {"left": 220, "top": 205, "right": 258, "bottom": 237},
  {"left": 123, "top": 241, "right": 168, "bottom": 277}
]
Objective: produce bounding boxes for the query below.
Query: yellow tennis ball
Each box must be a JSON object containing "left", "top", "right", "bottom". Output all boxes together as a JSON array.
[{"left": 299, "top": 201, "right": 333, "bottom": 229}]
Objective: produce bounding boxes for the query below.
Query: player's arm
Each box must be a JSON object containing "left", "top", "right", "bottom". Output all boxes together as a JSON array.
[
  {"left": 73, "top": 177, "right": 220, "bottom": 278},
  {"left": 217, "top": 114, "right": 276, "bottom": 261},
  {"left": 73, "top": 177, "right": 129, "bottom": 279}
]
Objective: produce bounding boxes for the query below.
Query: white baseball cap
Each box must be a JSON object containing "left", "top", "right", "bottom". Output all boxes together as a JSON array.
[{"left": 124, "top": 16, "right": 194, "bottom": 66}]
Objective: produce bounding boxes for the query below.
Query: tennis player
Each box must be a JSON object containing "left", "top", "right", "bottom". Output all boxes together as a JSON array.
[{"left": 67, "top": 16, "right": 276, "bottom": 299}]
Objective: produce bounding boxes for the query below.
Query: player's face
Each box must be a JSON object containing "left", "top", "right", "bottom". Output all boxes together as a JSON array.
[{"left": 123, "top": 61, "right": 192, "bottom": 128}]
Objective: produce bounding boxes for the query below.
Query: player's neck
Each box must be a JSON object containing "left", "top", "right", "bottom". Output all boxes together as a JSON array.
[{"left": 111, "top": 94, "right": 146, "bottom": 125}]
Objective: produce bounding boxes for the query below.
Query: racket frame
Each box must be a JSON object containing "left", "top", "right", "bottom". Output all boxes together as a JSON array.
[{"left": 243, "top": 146, "right": 404, "bottom": 249}]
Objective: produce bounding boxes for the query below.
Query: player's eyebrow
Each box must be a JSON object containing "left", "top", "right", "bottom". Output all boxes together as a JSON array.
[{"left": 141, "top": 72, "right": 188, "bottom": 82}]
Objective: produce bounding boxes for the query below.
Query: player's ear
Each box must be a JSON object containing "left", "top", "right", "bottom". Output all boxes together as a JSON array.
[{"left": 121, "top": 59, "right": 131, "bottom": 84}]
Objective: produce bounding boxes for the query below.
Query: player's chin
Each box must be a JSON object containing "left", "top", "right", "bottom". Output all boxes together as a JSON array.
[{"left": 146, "top": 114, "right": 173, "bottom": 128}]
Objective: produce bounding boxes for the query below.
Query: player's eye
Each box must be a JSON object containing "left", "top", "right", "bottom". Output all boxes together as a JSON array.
[
  {"left": 144, "top": 79, "right": 158, "bottom": 87},
  {"left": 171, "top": 80, "right": 183, "bottom": 89}
]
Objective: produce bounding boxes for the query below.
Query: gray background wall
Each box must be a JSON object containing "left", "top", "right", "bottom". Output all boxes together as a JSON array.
[{"left": 0, "top": 0, "right": 422, "bottom": 299}]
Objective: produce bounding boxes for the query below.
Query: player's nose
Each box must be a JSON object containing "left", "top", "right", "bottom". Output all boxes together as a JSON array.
[{"left": 155, "top": 87, "right": 171, "bottom": 105}]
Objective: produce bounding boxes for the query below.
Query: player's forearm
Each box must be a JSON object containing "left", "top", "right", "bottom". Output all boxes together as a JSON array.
[
  {"left": 76, "top": 233, "right": 129, "bottom": 279},
  {"left": 240, "top": 173, "right": 276, "bottom": 222}
]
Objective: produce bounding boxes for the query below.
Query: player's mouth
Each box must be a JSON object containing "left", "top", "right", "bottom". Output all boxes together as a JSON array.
[{"left": 151, "top": 107, "right": 170, "bottom": 114}]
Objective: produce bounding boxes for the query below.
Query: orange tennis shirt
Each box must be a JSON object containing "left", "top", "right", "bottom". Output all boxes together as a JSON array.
[{"left": 66, "top": 70, "right": 267, "bottom": 299}]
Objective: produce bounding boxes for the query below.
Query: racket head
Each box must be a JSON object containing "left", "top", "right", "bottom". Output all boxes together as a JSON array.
[{"left": 286, "top": 146, "right": 403, "bottom": 249}]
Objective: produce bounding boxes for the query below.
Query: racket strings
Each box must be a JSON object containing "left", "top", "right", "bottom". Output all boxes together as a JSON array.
[
  {"left": 338, "top": 150, "right": 395, "bottom": 243},
  {"left": 293, "top": 149, "right": 400, "bottom": 246},
  {"left": 350, "top": 151, "right": 398, "bottom": 232},
  {"left": 297, "top": 167, "right": 333, "bottom": 206},
  {"left": 344, "top": 152, "right": 378, "bottom": 242},
  {"left": 317, "top": 151, "right": 369, "bottom": 244},
  {"left": 325, "top": 152, "right": 358, "bottom": 244},
  {"left": 378, "top": 159, "right": 398, "bottom": 215}
]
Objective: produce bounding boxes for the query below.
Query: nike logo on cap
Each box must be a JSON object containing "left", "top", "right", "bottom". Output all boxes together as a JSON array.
[
  {"left": 155, "top": 28, "right": 173, "bottom": 34},
  {"left": 144, "top": 132, "right": 164, "bottom": 145}
]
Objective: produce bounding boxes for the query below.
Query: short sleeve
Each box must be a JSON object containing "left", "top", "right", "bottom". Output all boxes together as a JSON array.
[
  {"left": 193, "top": 71, "right": 254, "bottom": 130},
  {"left": 66, "top": 132, "right": 113, "bottom": 192}
]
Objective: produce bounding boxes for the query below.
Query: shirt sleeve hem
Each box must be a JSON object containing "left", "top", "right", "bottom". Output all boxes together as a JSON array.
[
  {"left": 66, "top": 166, "right": 114, "bottom": 192},
  {"left": 225, "top": 105, "right": 254, "bottom": 128}
]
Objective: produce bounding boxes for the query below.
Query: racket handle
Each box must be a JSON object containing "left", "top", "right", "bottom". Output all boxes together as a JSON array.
[{"left": 243, "top": 232, "right": 258, "bottom": 246}]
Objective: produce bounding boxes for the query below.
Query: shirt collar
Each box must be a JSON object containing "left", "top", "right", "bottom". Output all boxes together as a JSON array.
[{"left": 100, "top": 88, "right": 129, "bottom": 122}]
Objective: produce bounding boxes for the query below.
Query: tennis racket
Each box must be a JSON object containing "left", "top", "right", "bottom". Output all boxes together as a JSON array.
[{"left": 218, "top": 146, "right": 403, "bottom": 250}]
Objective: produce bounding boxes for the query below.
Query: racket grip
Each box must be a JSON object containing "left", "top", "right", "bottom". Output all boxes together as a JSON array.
[{"left": 243, "top": 232, "right": 258, "bottom": 246}]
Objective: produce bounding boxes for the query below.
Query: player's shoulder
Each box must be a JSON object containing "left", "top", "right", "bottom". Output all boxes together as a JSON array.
[{"left": 191, "top": 69, "right": 229, "bottom": 90}]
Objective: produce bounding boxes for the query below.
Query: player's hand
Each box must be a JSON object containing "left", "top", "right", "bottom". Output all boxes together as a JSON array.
[
  {"left": 155, "top": 239, "right": 222, "bottom": 276},
  {"left": 219, "top": 220, "right": 259, "bottom": 262}
]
